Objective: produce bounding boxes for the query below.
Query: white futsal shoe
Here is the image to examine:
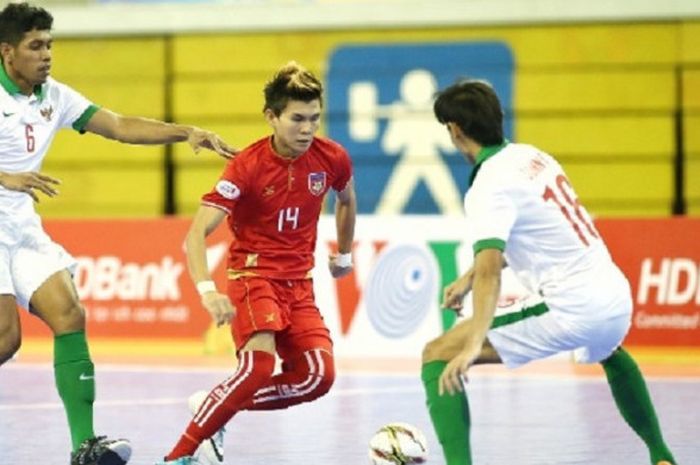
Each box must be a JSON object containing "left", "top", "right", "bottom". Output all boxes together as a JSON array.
[
  {"left": 188, "top": 390, "right": 225, "bottom": 465},
  {"left": 154, "top": 457, "right": 198, "bottom": 465}
]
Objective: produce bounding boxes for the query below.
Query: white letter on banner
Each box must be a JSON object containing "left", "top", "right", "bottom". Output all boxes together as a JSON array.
[
  {"left": 93, "top": 256, "right": 120, "bottom": 300},
  {"left": 154, "top": 257, "right": 183, "bottom": 300},
  {"left": 73, "top": 257, "right": 94, "bottom": 299},
  {"left": 637, "top": 258, "right": 669, "bottom": 305},
  {"left": 667, "top": 258, "right": 697, "bottom": 305}
]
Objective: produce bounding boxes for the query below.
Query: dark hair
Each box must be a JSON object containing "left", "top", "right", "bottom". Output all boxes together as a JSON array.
[
  {"left": 433, "top": 79, "right": 504, "bottom": 146},
  {"left": 263, "top": 61, "right": 323, "bottom": 115},
  {"left": 0, "top": 2, "right": 53, "bottom": 46}
]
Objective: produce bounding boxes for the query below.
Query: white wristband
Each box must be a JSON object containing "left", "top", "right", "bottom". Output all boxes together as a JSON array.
[
  {"left": 335, "top": 252, "right": 352, "bottom": 267},
  {"left": 196, "top": 280, "right": 217, "bottom": 296}
]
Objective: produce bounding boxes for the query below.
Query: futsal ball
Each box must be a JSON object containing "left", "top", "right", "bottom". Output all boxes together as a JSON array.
[{"left": 368, "top": 422, "right": 428, "bottom": 465}]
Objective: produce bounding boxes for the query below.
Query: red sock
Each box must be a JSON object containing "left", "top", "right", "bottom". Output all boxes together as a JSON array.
[
  {"left": 245, "top": 348, "right": 335, "bottom": 411},
  {"left": 166, "top": 350, "right": 275, "bottom": 459}
]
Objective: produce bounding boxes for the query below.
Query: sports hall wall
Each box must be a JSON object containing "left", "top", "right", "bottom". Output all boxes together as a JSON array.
[
  {"left": 19, "top": 3, "right": 700, "bottom": 356},
  {"left": 37, "top": 20, "right": 700, "bottom": 218}
]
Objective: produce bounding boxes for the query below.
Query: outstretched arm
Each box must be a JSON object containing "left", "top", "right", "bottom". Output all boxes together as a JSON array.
[
  {"left": 185, "top": 205, "right": 235, "bottom": 326},
  {"left": 84, "top": 108, "right": 236, "bottom": 158},
  {"left": 328, "top": 178, "right": 357, "bottom": 278}
]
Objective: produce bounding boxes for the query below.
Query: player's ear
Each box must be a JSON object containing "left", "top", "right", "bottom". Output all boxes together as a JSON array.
[
  {"left": 446, "top": 122, "right": 462, "bottom": 140},
  {"left": 0, "top": 42, "right": 13, "bottom": 62},
  {"left": 263, "top": 108, "right": 277, "bottom": 127}
]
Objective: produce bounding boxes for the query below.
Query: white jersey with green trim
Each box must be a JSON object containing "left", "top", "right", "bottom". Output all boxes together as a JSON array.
[
  {"left": 0, "top": 76, "right": 93, "bottom": 215},
  {"left": 464, "top": 142, "right": 628, "bottom": 317}
]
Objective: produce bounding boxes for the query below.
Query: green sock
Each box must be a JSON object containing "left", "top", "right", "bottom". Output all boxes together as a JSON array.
[
  {"left": 601, "top": 347, "right": 676, "bottom": 465},
  {"left": 54, "top": 330, "right": 96, "bottom": 451},
  {"left": 421, "top": 361, "right": 471, "bottom": 465}
]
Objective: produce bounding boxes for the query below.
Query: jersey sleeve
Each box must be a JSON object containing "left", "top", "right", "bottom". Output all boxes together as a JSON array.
[
  {"left": 331, "top": 145, "right": 353, "bottom": 192},
  {"left": 468, "top": 183, "right": 517, "bottom": 255},
  {"left": 54, "top": 81, "right": 98, "bottom": 132},
  {"left": 201, "top": 158, "right": 247, "bottom": 214}
]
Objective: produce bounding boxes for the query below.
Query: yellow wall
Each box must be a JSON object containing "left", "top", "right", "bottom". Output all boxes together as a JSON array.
[
  {"left": 41, "top": 22, "right": 699, "bottom": 217},
  {"left": 682, "top": 21, "right": 700, "bottom": 214},
  {"left": 38, "top": 38, "right": 166, "bottom": 217}
]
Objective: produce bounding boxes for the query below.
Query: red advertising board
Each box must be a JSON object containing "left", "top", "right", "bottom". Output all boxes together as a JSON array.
[
  {"left": 19, "top": 217, "right": 700, "bottom": 349},
  {"left": 597, "top": 218, "right": 700, "bottom": 347},
  {"left": 20, "top": 218, "right": 230, "bottom": 339}
]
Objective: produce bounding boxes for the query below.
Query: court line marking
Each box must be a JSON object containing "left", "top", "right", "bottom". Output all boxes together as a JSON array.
[
  {"left": 0, "top": 386, "right": 422, "bottom": 411},
  {"left": 2, "top": 373, "right": 698, "bottom": 412},
  {"left": 5, "top": 362, "right": 699, "bottom": 383}
]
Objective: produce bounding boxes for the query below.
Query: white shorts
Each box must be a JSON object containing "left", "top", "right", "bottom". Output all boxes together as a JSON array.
[
  {"left": 0, "top": 212, "right": 76, "bottom": 310},
  {"left": 487, "top": 293, "right": 632, "bottom": 369}
]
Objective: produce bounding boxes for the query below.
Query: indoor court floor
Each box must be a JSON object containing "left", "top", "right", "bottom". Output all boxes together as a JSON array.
[{"left": 2, "top": 343, "right": 698, "bottom": 465}]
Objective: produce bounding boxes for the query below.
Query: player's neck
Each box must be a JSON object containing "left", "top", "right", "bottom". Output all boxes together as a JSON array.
[
  {"left": 270, "top": 136, "right": 303, "bottom": 160},
  {"left": 14, "top": 79, "right": 35, "bottom": 96},
  {"left": 468, "top": 142, "right": 482, "bottom": 161},
  {"left": 2, "top": 63, "right": 35, "bottom": 96}
]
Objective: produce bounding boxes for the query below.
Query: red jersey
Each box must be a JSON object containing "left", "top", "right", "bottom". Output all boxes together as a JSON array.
[{"left": 202, "top": 136, "right": 353, "bottom": 280}]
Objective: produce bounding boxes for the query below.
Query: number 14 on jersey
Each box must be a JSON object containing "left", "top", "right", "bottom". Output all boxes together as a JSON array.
[{"left": 278, "top": 207, "right": 300, "bottom": 231}]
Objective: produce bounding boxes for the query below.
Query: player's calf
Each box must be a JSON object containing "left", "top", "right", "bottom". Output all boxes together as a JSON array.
[
  {"left": 0, "top": 305, "right": 21, "bottom": 366},
  {"left": 0, "top": 332, "right": 21, "bottom": 365},
  {"left": 188, "top": 390, "right": 224, "bottom": 465}
]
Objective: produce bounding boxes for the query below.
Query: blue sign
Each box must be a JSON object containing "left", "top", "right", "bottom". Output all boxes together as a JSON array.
[{"left": 326, "top": 42, "right": 514, "bottom": 214}]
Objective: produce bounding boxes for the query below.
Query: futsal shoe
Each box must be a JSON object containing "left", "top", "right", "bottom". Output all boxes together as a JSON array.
[
  {"left": 154, "top": 457, "right": 197, "bottom": 465},
  {"left": 71, "top": 436, "right": 131, "bottom": 465},
  {"left": 188, "top": 390, "right": 225, "bottom": 465}
]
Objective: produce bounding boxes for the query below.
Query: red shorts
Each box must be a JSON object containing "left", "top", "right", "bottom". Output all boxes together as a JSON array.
[{"left": 227, "top": 276, "right": 333, "bottom": 360}]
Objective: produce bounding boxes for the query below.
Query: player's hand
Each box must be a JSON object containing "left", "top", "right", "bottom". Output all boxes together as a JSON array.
[
  {"left": 438, "top": 340, "right": 482, "bottom": 396},
  {"left": 201, "top": 291, "right": 236, "bottom": 327},
  {"left": 0, "top": 171, "right": 60, "bottom": 202},
  {"left": 187, "top": 127, "right": 238, "bottom": 159},
  {"left": 328, "top": 253, "right": 353, "bottom": 279},
  {"left": 442, "top": 271, "right": 474, "bottom": 315}
]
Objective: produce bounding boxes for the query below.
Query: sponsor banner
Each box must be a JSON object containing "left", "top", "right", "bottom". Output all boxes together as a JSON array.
[
  {"left": 316, "top": 216, "right": 467, "bottom": 357},
  {"left": 20, "top": 217, "right": 700, "bottom": 354},
  {"left": 596, "top": 218, "right": 700, "bottom": 347},
  {"left": 20, "top": 219, "right": 230, "bottom": 339}
]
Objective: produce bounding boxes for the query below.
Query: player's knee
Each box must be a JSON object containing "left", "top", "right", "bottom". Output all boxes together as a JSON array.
[
  {"left": 422, "top": 338, "right": 445, "bottom": 363},
  {"left": 315, "top": 365, "right": 336, "bottom": 398},
  {"left": 309, "top": 351, "right": 336, "bottom": 399},
  {"left": 305, "top": 372, "right": 334, "bottom": 402}
]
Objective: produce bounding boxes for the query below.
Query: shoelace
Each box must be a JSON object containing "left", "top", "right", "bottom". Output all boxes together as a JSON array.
[{"left": 74, "top": 436, "right": 111, "bottom": 464}]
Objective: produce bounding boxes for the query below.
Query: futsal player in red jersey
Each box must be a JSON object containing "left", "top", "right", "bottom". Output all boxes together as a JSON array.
[{"left": 155, "top": 62, "right": 356, "bottom": 465}]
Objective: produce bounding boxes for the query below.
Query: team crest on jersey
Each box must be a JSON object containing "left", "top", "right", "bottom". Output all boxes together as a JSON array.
[
  {"left": 40, "top": 105, "right": 53, "bottom": 122},
  {"left": 308, "top": 172, "right": 327, "bottom": 196}
]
